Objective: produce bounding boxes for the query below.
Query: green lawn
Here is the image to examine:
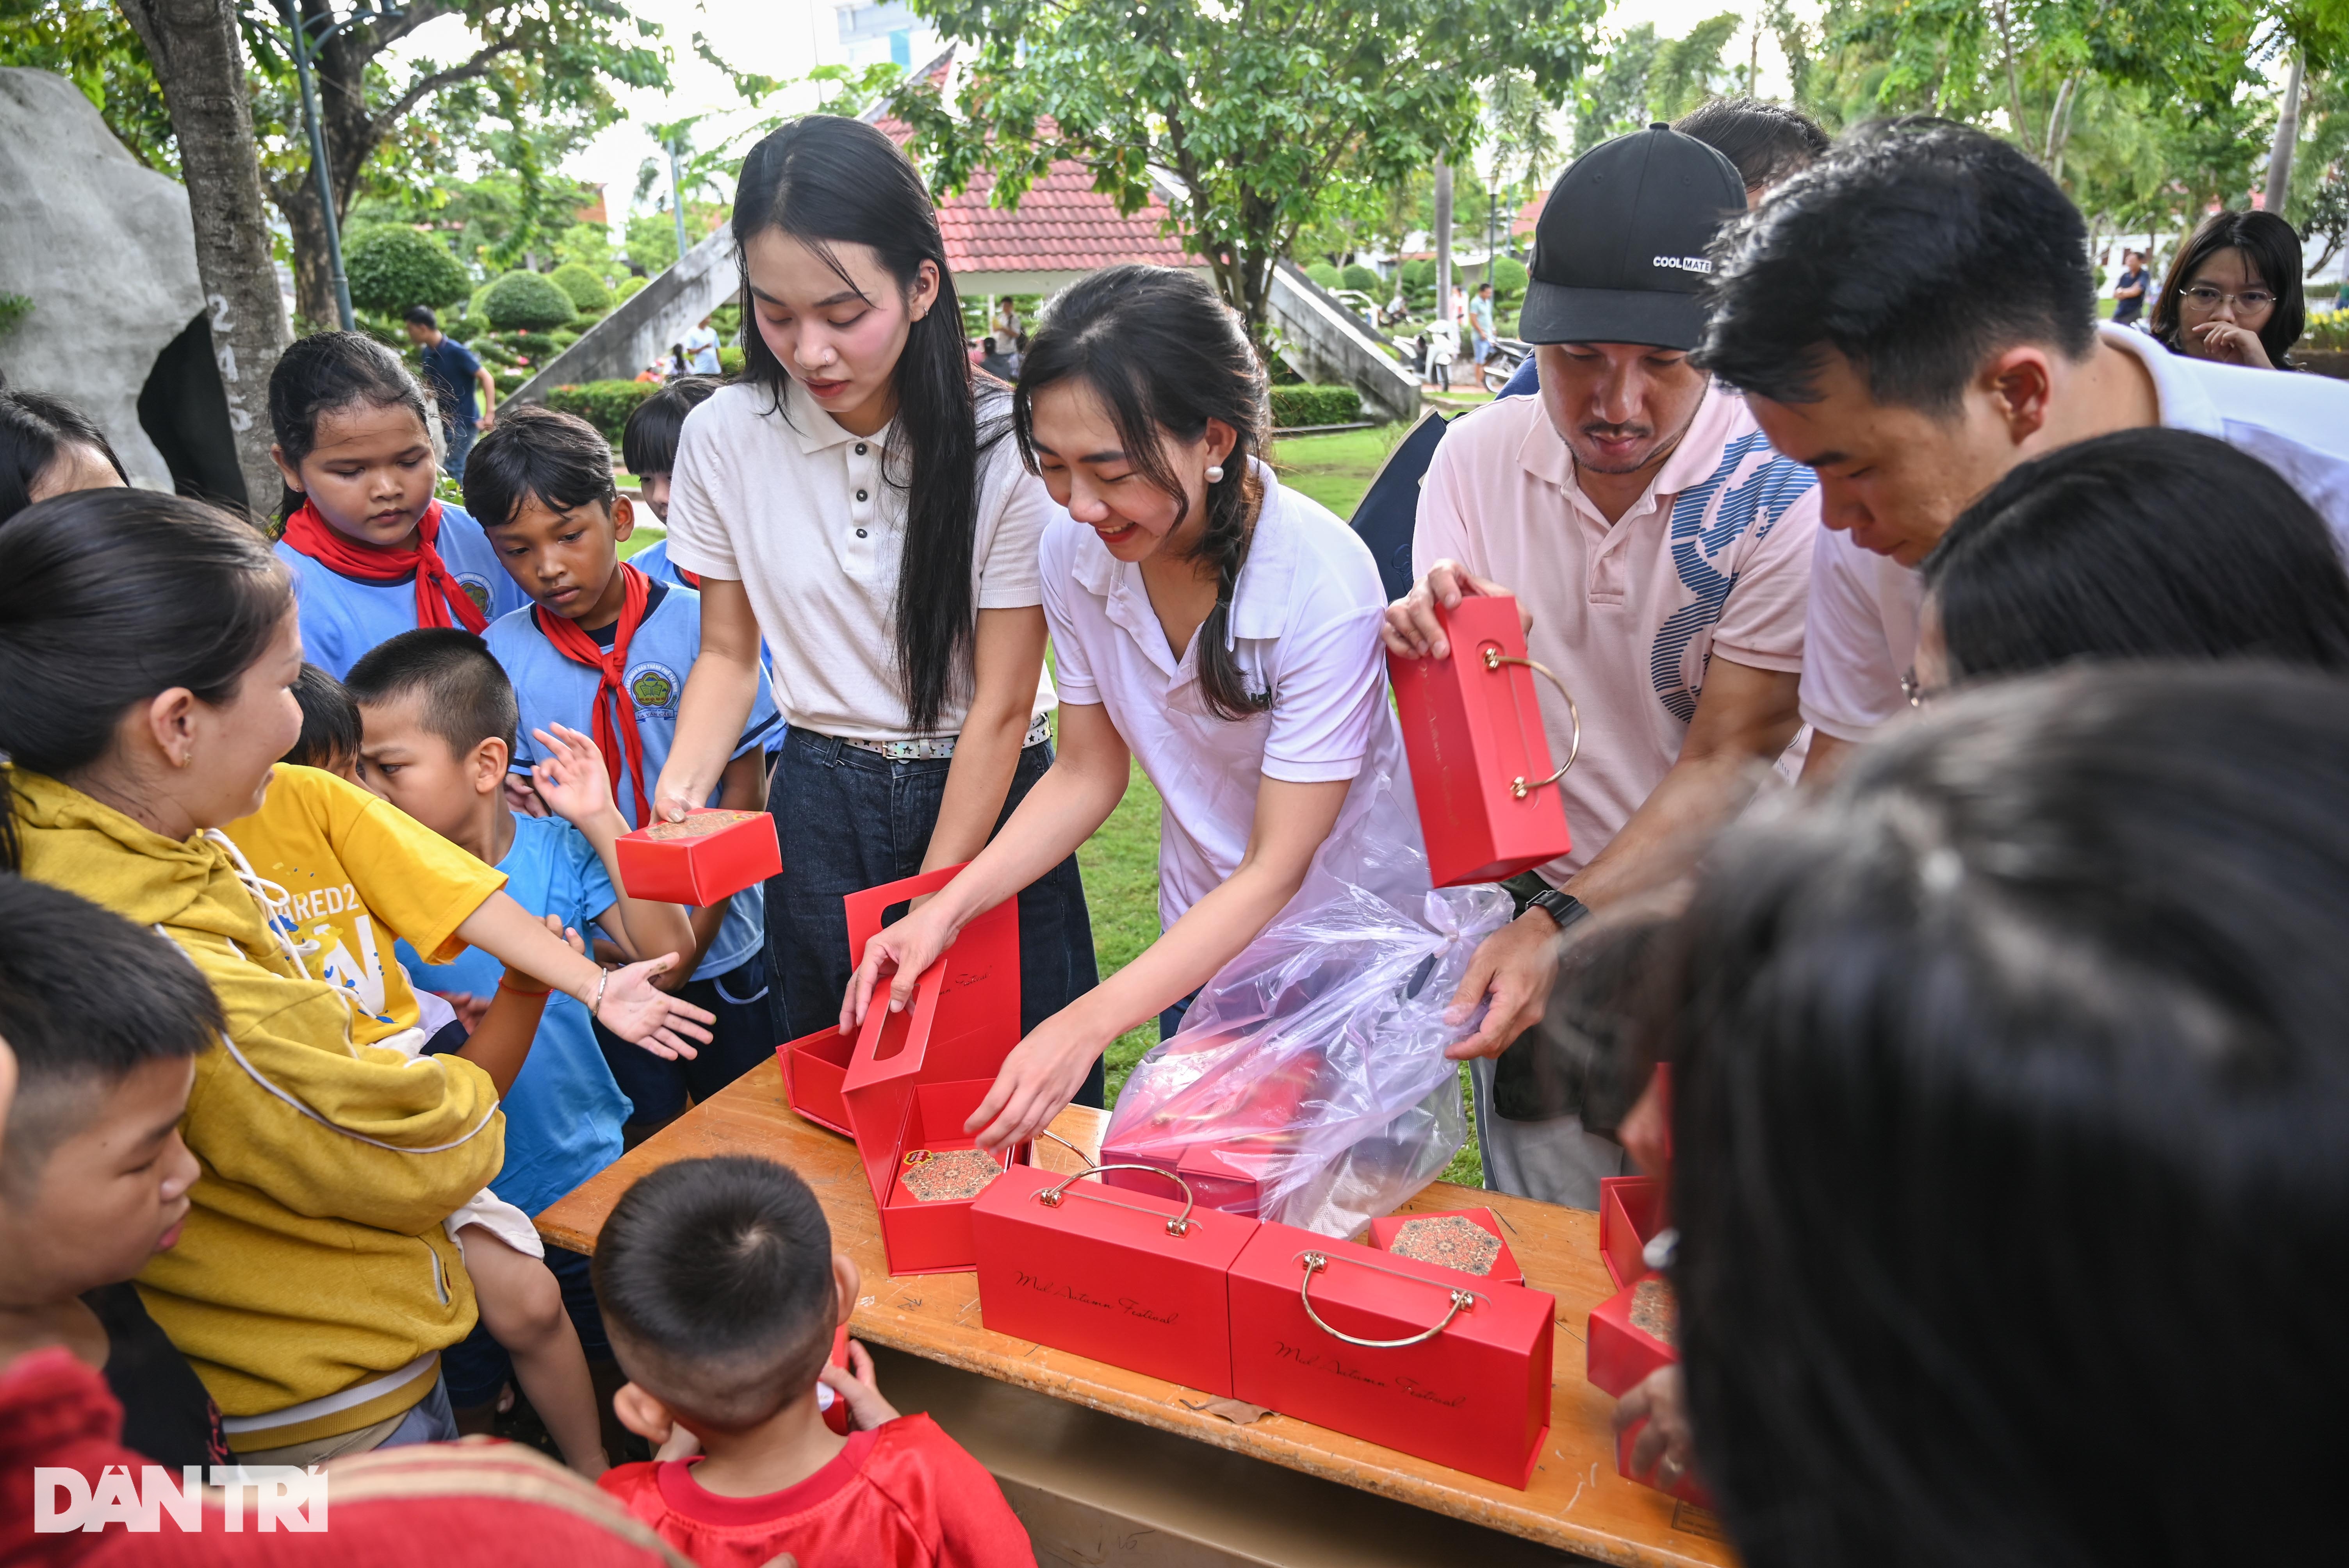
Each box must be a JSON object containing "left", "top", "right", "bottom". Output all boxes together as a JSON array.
[{"left": 1077, "top": 422, "right": 1485, "bottom": 1187}]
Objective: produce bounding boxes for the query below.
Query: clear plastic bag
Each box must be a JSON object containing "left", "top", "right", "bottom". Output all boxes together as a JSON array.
[{"left": 1103, "top": 754, "right": 1511, "bottom": 1237}]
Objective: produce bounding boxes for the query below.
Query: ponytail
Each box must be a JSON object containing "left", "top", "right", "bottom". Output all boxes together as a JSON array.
[
  {"left": 731, "top": 115, "right": 996, "bottom": 734},
  {"left": 1014, "top": 265, "right": 1271, "bottom": 720}
]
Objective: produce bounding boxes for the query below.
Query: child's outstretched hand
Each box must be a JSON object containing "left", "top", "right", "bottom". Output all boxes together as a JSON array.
[
  {"left": 529, "top": 723, "right": 621, "bottom": 829},
  {"left": 598, "top": 955, "right": 710, "bottom": 1059},
  {"left": 817, "top": 1339, "right": 898, "bottom": 1432}
]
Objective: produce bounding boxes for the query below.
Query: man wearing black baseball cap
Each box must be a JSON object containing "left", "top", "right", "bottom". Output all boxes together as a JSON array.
[{"left": 1383, "top": 125, "right": 1823, "bottom": 1207}]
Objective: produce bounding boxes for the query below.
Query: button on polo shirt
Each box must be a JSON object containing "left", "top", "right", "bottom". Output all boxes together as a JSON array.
[
  {"left": 665, "top": 378, "right": 1056, "bottom": 740},
  {"left": 1415, "top": 385, "right": 1820, "bottom": 882},
  {"left": 1043, "top": 469, "right": 1400, "bottom": 928}
]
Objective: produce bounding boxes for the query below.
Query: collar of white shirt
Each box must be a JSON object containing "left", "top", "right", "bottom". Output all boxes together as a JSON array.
[
  {"left": 782, "top": 375, "right": 901, "bottom": 457},
  {"left": 1070, "top": 464, "right": 1302, "bottom": 667},
  {"left": 2096, "top": 321, "right": 2224, "bottom": 438}
]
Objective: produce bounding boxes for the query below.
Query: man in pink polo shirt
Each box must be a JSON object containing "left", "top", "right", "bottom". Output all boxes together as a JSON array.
[{"left": 1385, "top": 125, "right": 1821, "bottom": 1205}]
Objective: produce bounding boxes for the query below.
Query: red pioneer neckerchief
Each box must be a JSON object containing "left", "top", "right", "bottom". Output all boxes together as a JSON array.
[
  {"left": 533, "top": 563, "right": 654, "bottom": 826},
  {"left": 280, "top": 499, "right": 488, "bottom": 633}
]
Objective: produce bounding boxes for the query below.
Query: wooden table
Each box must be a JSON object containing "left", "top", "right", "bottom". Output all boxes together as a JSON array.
[{"left": 538, "top": 1060, "right": 1734, "bottom": 1568}]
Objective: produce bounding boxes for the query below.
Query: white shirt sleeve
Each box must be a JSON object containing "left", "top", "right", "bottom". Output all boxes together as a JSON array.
[
  {"left": 1259, "top": 605, "right": 1388, "bottom": 784},
  {"left": 661, "top": 403, "right": 740, "bottom": 582},
  {"left": 974, "top": 449, "right": 1052, "bottom": 611},
  {"left": 1798, "top": 527, "right": 1911, "bottom": 742},
  {"left": 1037, "top": 526, "right": 1101, "bottom": 707}
]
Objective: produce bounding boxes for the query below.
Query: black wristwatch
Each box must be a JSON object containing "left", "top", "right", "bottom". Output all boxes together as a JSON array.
[{"left": 1525, "top": 889, "right": 1590, "bottom": 933}]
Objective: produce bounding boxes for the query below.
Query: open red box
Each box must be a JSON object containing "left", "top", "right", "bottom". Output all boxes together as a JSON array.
[
  {"left": 1588, "top": 1174, "right": 1710, "bottom": 1506},
  {"left": 613, "top": 808, "right": 782, "bottom": 906},
  {"left": 972, "top": 1162, "right": 1258, "bottom": 1397},
  {"left": 1388, "top": 592, "right": 1574, "bottom": 888},
  {"left": 1227, "top": 1222, "right": 1555, "bottom": 1489},
  {"left": 1365, "top": 1207, "right": 1525, "bottom": 1289},
  {"left": 781, "top": 864, "right": 1020, "bottom": 1137},
  {"left": 842, "top": 955, "right": 1030, "bottom": 1276}
]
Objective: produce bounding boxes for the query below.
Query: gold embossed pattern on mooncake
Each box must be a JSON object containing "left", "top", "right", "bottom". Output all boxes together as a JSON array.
[
  {"left": 640, "top": 809, "right": 766, "bottom": 842},
  {"left": 898, "top": 1148, "right": 1007, "bottom": 1204},
  {"left": 1629, "top": 1275, "right": 1677, "bottom": 1346},
  {"left": 1389, "top": 1214, "right": 1504, "bottom": 1276}
]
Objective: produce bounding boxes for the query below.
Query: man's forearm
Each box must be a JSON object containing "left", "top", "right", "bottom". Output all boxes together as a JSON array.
[{"left": 1563, "top": 749, "right": 1770, "bottom": 909}]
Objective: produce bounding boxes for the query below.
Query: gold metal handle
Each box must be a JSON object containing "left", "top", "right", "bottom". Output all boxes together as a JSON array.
[
  {"left": 1297, "top": 1251, "right": 1474, "bottom": 1347},
  {"left": 1482, "top": 646, "right": 1582, "bottom": 798},
  {"left": 1037, "top": 1163, "right": 1197, "bottom": 1237}
]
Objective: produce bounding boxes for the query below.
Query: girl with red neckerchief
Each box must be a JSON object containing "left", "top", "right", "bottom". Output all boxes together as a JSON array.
[{"left": 269, "top": 332, "right": 530, "bottom": 679}]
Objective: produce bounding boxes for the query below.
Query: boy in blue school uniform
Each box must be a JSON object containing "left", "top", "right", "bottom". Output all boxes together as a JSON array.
[
  {"left": 465, "top": 406, "right": 782, "bottom": 1142},
  {"left": 267, "top": 331, "right": 529, "bottom": 677},
  {"left": 343, "top": 627, "right": 708, "bottom": 1437}
]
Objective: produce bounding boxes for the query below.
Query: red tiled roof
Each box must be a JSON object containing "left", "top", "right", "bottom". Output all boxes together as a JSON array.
[
  {"left": 874, "top": 114, "right": 1194, "bottom": 276},
  {"left": 1511, "top": 191, "right": 1544, "bottom": 238}
]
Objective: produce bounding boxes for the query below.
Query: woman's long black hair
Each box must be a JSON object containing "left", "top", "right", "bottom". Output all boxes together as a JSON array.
[
  {"left": 1014, "top": 264, "right": 1272, "bottom": 720},
  {"left": 2149, "top": 208, "right": 2306, "bottom": 369},
  {"left": 0, "top": 489, "right": 291, "bottom": 868},
  {"left": 730, "top": 115, "right": 996, "bottom": 735}
]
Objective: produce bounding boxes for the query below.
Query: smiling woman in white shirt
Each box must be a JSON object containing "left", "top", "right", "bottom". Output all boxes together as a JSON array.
[
  {"left": 844, "top": 264, "right": 1400, "bottom": 1151},
  {"left": 650, "top": 116, "right": 1097, "bottom": 1090}
]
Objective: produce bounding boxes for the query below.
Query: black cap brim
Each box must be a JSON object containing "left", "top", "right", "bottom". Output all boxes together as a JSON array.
[{"left": 1516, "top": 279, "right": 1706, "bottom": 350}]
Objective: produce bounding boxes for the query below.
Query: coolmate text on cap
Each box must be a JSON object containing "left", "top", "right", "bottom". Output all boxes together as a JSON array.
[{"left": 1517, "top": 123, "right": 1744, "bottom": 351}]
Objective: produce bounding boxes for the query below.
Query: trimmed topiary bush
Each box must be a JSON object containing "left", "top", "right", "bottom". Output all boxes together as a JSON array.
[
  {"left": 1489, "top": 255, "right": 1529, "bottom": 302},
  {"left": 481, "top": 270, "right": 577, "bottom": 332},
  {"left": 1340, "top": 263, "right": 1381, "bottom": 296},
  {"left": 1304, "top": 261, "right": 1342, "bottom": 290},
  {"left": 1268, "top": 384, "right": 1363, "bottom": 429},
  {"left": 549, "top": 262, "right": 613, "bottom": 313},
  {"left": 345, "top": 225, "right": 470, "bottom": 315},
  {"left": 1400, "top": 258, "right": 1436, "bottom": 291},
  {"left": 547, "top": 379, "right": 658, "bottom": 442},
  {"left": 615, "top": 274, "right": 648, "bottom": 303}
]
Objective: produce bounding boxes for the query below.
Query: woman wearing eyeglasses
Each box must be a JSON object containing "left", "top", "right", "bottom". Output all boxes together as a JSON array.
[{"left": 2148, "top": 209, "right": 2306, "bottom": 370}]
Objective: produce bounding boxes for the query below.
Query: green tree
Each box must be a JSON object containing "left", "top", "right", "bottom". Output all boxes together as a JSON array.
[
  {"left": 1648, "top": 13, "right": 1744, "bottom": 122},
  {"left": 890, "top": 0, "right": 1606, "bottom": 349},
  {"left": 344, "top": 223, "right": 470, "bottom": 314},
  {"left": 1576, "top": 23, "right": 1661, "bottom": 152}
]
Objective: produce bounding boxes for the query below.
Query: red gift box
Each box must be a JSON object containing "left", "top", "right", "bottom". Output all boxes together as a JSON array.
[
  {"left": 614, "top": 808, "right": 782, "bottom": 905},
  {"left": 971, "top": 1162, "right": 1259, "bottom": 1397},
  {"left": 1388, "top": 592, "right": 1574, "bottom": 888},
  {"left": 1599, "top": 1174, "right": 1666, "bottom": 1292},
  {"left": 1365, "top": 1207, "right": 1525, "bottom": 1289},
  {"left": 1227, "top": 1223, "right": 1555, "bottom": 1488},
  {"left": 841, "top": 955, "right": 1030, "bottom": 1276},
  {"left": 1587, "top": 1174, "right": 1710, "bottom": 1506},
  {"left": 781, "top": 864, "right": 1021, "bottom": 1136}
]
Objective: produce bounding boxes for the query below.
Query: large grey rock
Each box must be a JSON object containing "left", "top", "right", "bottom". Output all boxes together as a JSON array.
[
  {"left": 506, "top": 225, "right": 739, "bottom": 408},
  {"left": 0, "top": 68, "right": 208, "bottom": 490}
]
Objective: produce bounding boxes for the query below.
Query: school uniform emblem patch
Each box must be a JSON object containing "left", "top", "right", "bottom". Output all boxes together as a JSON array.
[{"left": 627, "top": 661, "right": 681, "bottom": 715}]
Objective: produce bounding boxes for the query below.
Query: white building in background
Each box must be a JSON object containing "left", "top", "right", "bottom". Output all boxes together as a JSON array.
[{"left": 831, "top": 0, "right": 941, "bottom": 71}]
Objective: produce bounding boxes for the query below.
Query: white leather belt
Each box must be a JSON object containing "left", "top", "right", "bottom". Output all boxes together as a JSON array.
[{"left": 839, "top": 713, "right": 1053, "bottom": 760}]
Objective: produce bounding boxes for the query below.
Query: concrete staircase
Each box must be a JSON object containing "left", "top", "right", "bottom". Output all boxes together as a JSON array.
[{"left": 507, "top": 232, "right": 1422, "bottom": 430}]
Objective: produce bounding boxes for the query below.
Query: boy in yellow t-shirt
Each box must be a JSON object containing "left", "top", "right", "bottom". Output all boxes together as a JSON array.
[{"left": 217, "top": 664, "right": 612, "bottom": 1475}]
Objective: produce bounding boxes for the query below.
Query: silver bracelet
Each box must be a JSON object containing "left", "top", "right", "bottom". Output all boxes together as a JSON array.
[{"left": 590, "top": 966, "right": 611, "bottom": 1019}]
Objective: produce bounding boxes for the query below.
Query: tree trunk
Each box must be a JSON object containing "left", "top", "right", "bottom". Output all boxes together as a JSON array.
[
  {"left": 1434, "top": 156, "right": 1454, "bottom": 322},
  {"left": 116, "top": 0, "right": 289, "bottom": 522},
  {"left": 2265, "top": 53, "right": 2304, "bottom": 219},
  {"left": 276, "top": 176, "right": 338, "bottom": 331}
]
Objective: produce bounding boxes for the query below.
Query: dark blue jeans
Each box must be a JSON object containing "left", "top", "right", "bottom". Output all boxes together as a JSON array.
[{"left": 765, "top": 728, "right": 1104, "bottom": 1107}]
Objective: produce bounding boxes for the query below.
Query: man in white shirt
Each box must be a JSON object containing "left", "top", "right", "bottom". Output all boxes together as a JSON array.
[
  {"left": 1696, "top": 119, "right": 2349, "bottom": 777},
  {"left": 1385, "top": 126, "right": 1822, "bottom": 1206},
  {"left": 682, "top": 315, "right": 722, "bottom": 376}
]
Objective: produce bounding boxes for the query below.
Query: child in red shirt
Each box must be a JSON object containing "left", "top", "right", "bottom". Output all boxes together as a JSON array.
[{"left": 592, "top": 1156, "right": 1034, "bottom": 1568}]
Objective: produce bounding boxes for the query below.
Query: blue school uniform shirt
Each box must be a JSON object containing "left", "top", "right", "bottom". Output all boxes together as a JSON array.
[
  {"left": 396, "top": 813, "right": 631, "bottom": 1217},
  {"left": 485, "top": 577, "right": 781, "bottom": 980},
  {"left": 274, "top": 503, "right": 529, "bottom": 679},
  {"left": 630, "top": 538, "right": 782, "bottom": 706}
]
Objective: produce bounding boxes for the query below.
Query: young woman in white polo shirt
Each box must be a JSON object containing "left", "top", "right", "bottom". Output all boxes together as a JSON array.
[
  {"left": 844, "top": 264, "right": 1403, "bottom": 1151},
  {"left": 649, "top": 115, "right": 1098, "bottom": 1095}
]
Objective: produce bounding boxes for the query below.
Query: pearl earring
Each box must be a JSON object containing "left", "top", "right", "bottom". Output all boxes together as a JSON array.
[{"left": 1205, "top": 464, "right": 1225, "bottom": 483}]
